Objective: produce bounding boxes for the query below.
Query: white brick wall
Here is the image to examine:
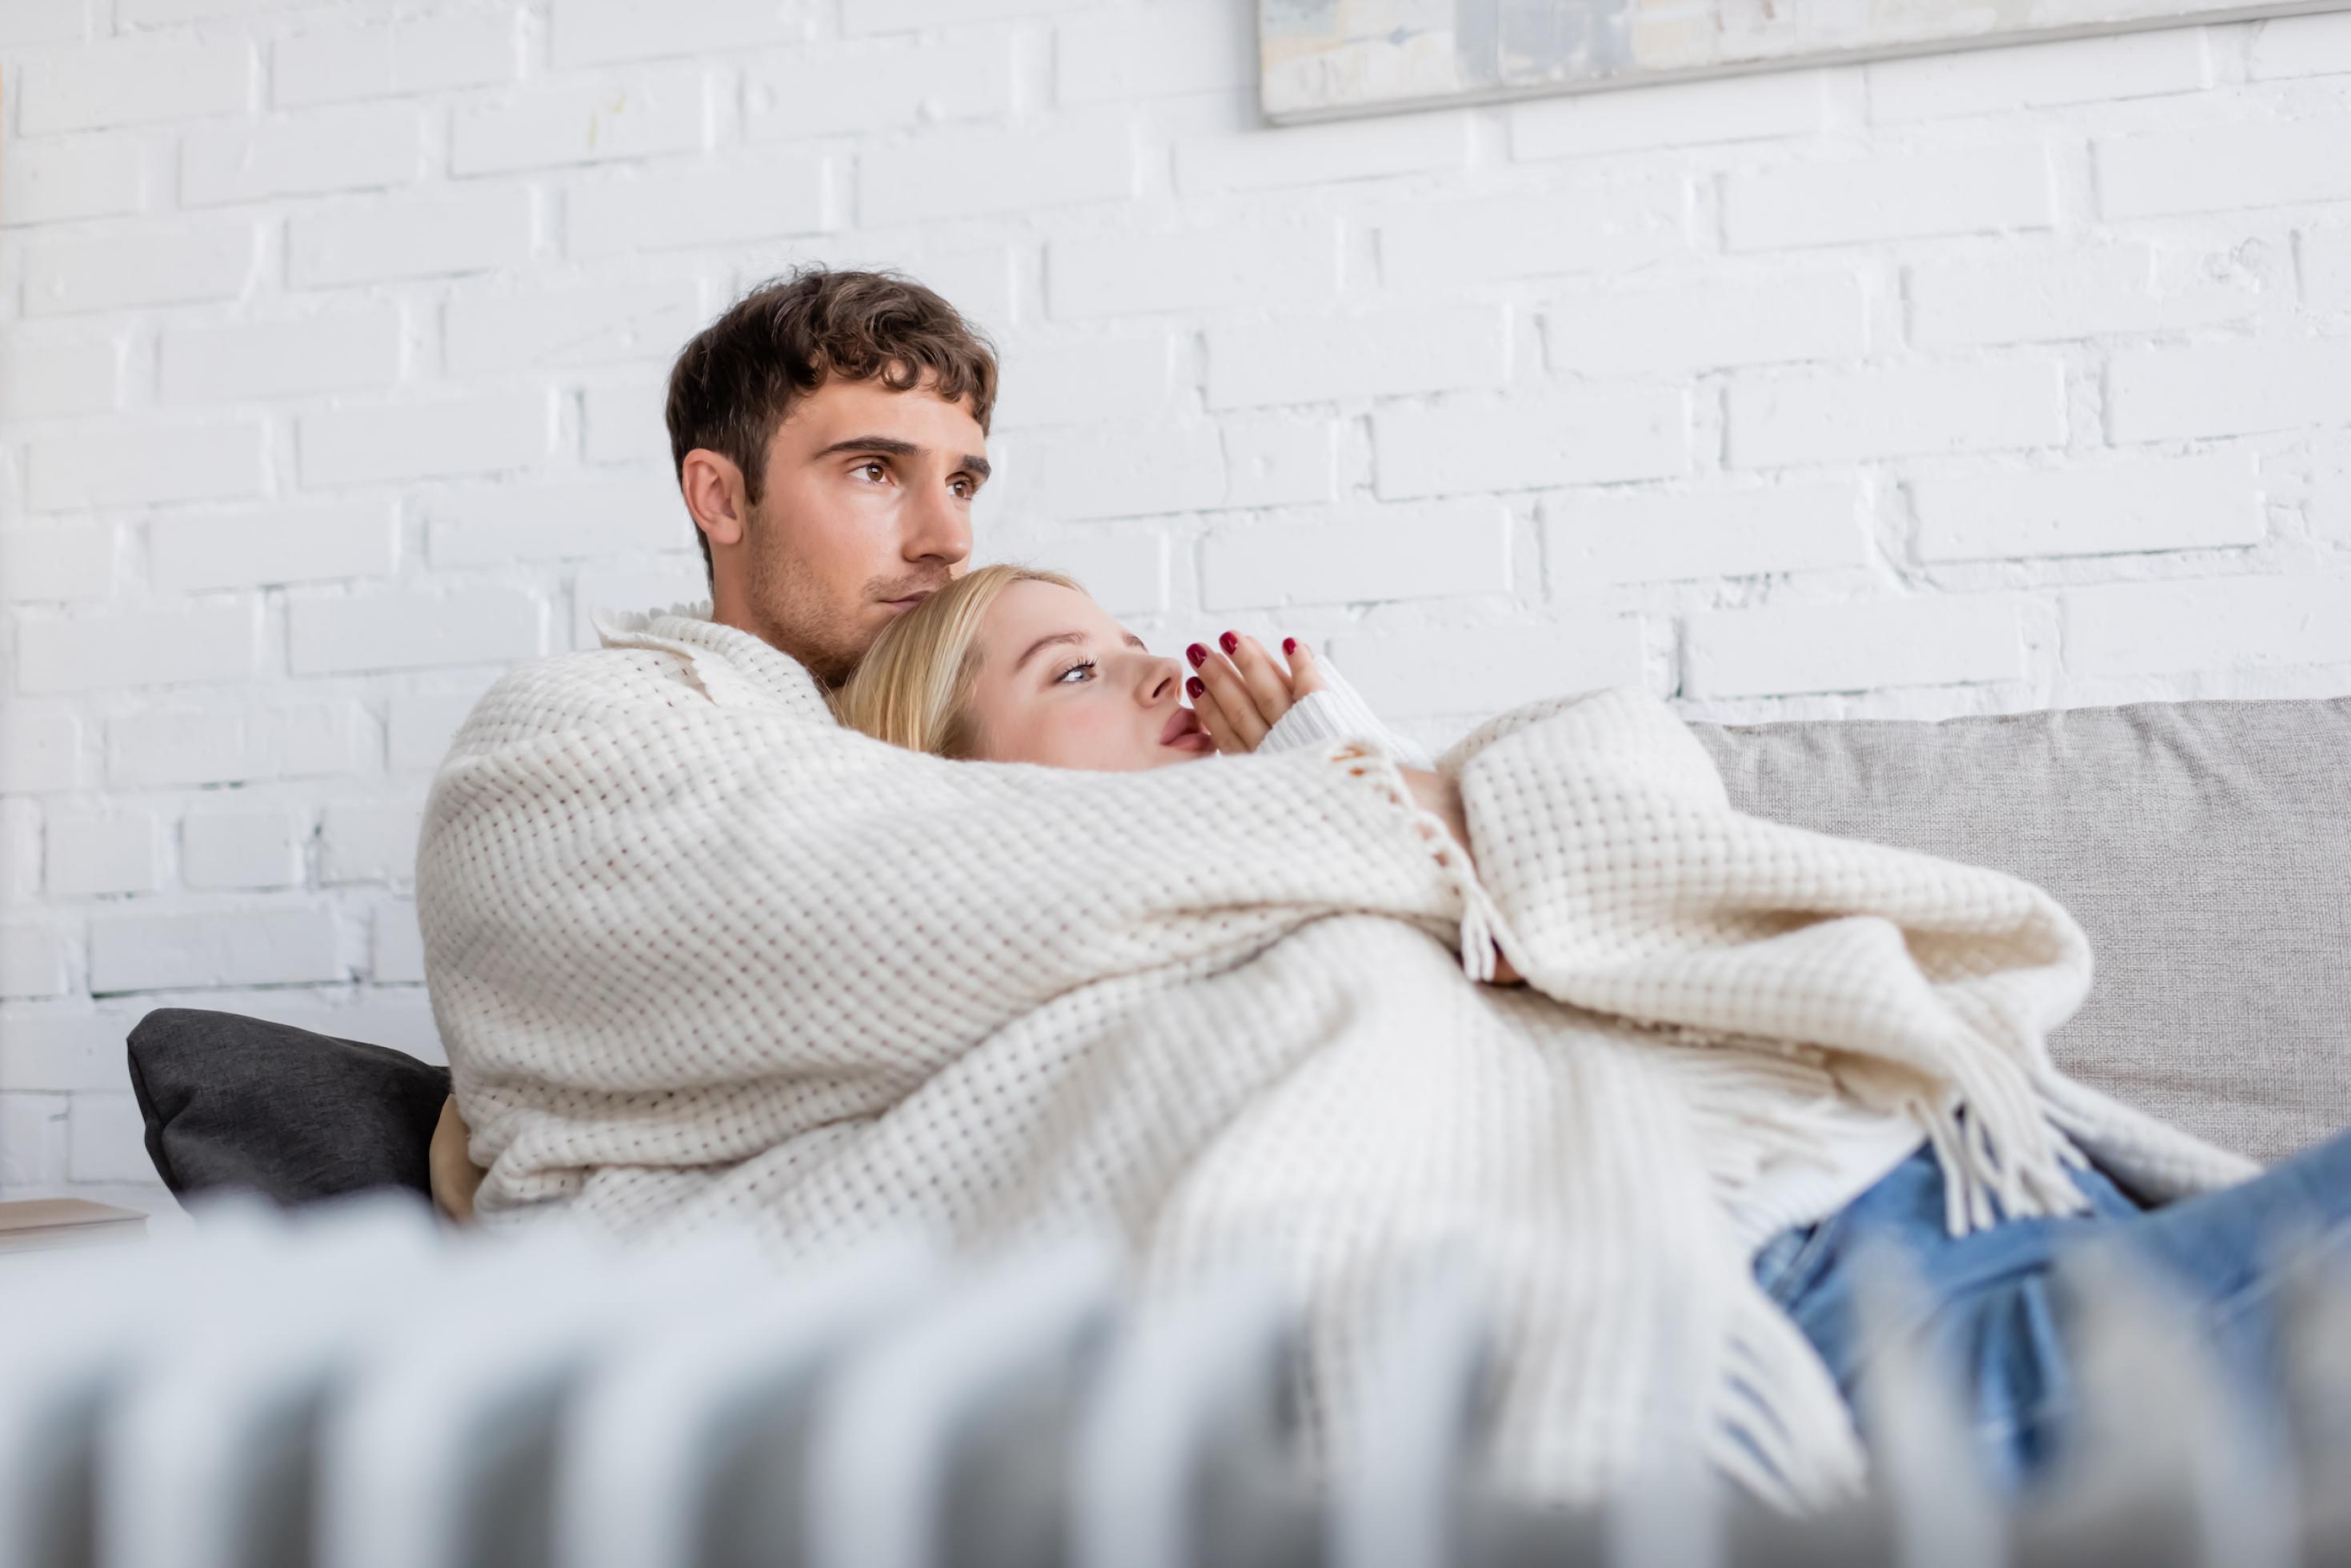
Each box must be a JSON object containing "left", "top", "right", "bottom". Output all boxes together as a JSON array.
[{"left": 4, "top": 4, "right": 2349, "bottom": 1210}]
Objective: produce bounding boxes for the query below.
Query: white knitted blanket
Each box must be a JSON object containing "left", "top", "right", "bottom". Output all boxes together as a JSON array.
[{"left": 415, "top": 602, "right": 2256, "bottom": 1509}]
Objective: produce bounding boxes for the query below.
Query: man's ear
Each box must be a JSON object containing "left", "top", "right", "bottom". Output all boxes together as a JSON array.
[{"left": 679, "top": 448, "right": 751, "bottom": 550}]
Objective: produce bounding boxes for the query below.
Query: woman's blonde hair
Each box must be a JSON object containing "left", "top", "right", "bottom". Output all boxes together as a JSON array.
[{"left": 829, "top": 564, "right": 1083, "bottom": 758}]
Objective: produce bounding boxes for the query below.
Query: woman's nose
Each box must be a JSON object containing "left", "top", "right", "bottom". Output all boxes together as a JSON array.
[{"left": 1139, "top": 654, "right": 1182, "bottom": 705}]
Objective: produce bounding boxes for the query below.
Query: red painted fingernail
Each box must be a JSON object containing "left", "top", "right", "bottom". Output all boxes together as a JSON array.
[
  {"left": 1187, "top": 675, "right": 1204, "bottom": 699},
  {"left": 1186, "top": 643, "right": 1207, "bottom": 668},
  {"left": 1282, "top": 636, "right": 1296, "bottom": 656},
  {"left": 1220, "top": 630, "right": 1239, "bottom": 655}
]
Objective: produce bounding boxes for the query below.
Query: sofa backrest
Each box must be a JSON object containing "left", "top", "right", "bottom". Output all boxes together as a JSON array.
[{"left": 1687, "top": 695, "right": 2351, "bottom": 1165}]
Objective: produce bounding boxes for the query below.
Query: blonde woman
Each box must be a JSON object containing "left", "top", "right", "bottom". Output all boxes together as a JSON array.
[{"left": 818, "top": 561, "right": 2351, "bottom": 1500}]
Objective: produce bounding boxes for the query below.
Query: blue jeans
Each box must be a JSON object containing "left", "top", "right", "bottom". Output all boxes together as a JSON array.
[{"left": 1751, "top": 1126, "right": 2351, "bottom": 1496}]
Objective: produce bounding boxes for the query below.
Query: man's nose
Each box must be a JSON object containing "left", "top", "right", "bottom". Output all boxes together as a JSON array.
[{"left": 903, "top": 478, "right": 973, "bottom": 566}]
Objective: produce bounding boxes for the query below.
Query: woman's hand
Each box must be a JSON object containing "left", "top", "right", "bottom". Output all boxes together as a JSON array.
[{"left": 1186, "top": 630, "right": 1328, "bottom": 754}]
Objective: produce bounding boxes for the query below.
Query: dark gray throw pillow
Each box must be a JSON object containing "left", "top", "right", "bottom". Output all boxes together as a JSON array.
[{"left": 126, "top": 1006, "right": 452, "bottom": 1206}]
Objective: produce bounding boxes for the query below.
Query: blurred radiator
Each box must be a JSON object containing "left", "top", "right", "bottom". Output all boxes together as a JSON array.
[{"left": 2, "top": 1189, "right": 2347, "bottom": 1568}]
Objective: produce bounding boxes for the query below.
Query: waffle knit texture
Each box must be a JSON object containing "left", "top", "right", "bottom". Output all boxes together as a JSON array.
[{"left": 415, "top": 601, "right": 2257, "bottom": 1510}]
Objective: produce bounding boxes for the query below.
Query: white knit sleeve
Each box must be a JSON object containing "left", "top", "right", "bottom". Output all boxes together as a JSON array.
[{"left": 1256, "top": 657, "right": 1436, "bottom": 771}]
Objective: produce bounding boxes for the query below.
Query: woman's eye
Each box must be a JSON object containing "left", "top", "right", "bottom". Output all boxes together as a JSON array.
[{"left": 1055, "top": 659, "right": 1096, "bottom": 685}]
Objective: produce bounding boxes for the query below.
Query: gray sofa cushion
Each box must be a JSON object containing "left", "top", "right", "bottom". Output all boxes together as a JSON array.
[{"left": 1687, "top": 696, "right": 2351, "bottom": 1165}]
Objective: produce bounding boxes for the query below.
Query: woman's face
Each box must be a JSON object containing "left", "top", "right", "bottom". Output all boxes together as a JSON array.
[{"left": 961, "top": 580, "right": 1215, "bottom": 770}]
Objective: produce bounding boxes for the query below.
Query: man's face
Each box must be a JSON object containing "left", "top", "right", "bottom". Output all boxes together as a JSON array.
[{"left": 727, "top": 374, "right": 988, "bottom": 686}]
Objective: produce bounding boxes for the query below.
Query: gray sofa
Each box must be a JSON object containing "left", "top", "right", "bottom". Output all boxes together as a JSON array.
[{"left": 1689, "top": 693, "right": 2351, "bottom": 1163}]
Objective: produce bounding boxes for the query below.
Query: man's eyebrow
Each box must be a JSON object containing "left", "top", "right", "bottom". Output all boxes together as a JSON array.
[
  {"left": 961, "top": 454, "right": 992, "bottom": 479},
  {"left": 1013, "top": 630, "right": 1085, "bottom": 674},
  {"left": 811, "top": 435, "right": 918, "bottom": 460}
]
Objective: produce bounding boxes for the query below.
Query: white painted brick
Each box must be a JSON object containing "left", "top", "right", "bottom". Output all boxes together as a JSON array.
[
  {"left": 87, "top": 903, "right": 342, "bottom": 993},
  {"left": 0, "top": 331, "right": 122, "bottom": 421},
  {"left": 1332, "top": 618, "right": 1647, "bottom": 719},
  {"left": 299, "top": 392, "right": 550, "bottom": 486},
  {"left": 844, "top": 0, "right": 1092, "bottom": 34},
  {"left": 1014, "top": 422, "right": 1225, "bottom": 522},
  {"left": 289, "top": 187, "right": 534, "bottom": 287},
  {"left": 2106, "top": 339, "right": 2351, "bottom": 442},
  {"left": 1543, "top": 482, "right": 1868, "bottom": 586},
  {"left": 182, "top": 799, "right": 309, "bottom": 890},
  {"left": 426, "top": 475, "right": 687, "bottom": 566},
  {"left": 373, "top": 899, "right": 426, "bottom": 983},
  {"left": 1373, "top": 390, "right": 1691, "bottom": 500},
  {"left": 581, "top": 375, "right": 671, "bottom": 464},
  {"left": 119, "top": 0, "right": 316, "bottom": 22},
  {"left": 443, "top": 280, "right": 701, "bottom": 375},
  {"left": 1908, "top": 243, "right": 2257, "bottom": 348},
  {"left": 0, "top": 708, "right": 84, "bottom": 793},
  {"left": 1056, "top": 4, "right": 1252, "bottom": 104},
  {"left": 1205, "top": 306, "right": 1508, "bottom": 410},
  {"left": 1542, "top": 273, "right": 1866, "bottom": 377},
  {"left": 22, "top": 219, "right": 254, "bottom": 317},
  {"left": 0, "top": 1093, "right": 69, "bottom": 1185},
  {"left": 1378, "top": 174, "right": 1690, "bottom": 286},
  {"left": 567, "top": 153, "right": 827, "bottom": 258},
  {"left": 3, "top": 800, "right": 42, "bottom": 905},
  {"left": 861, "top": 117, "right": 1132, "bottom": 226},
  {"left": 21, "top": 38, "right": 249, "bottom": 134},
  {"left": 1914, "top": 454, "right": 2263, "bottom": 562},
  {"left": 1048, "top": 221, "right": 1340, "bottom": 319},
  {"left": 0, "top": 918, "right": 72, "bottom": 999},
  {"left": 1727, "top": 361, "right": 2065, "bottom": 468},
  {"left": 2304, "top": 229, "right": 2351, "bottom": 312},
  {"left": 387, "top": 678, "right": 500, "bottom": 773},
  {"left": 1223, "top": 417, "right": 1337, "bottom": 508},
  {"left": 895, "top": 245, "right": 1015, "bottom": 338},
  {"left": 747, "top": 34, "right": 1011, "bottom": 138},
  {"left": 555, "top": 0, "right": 809, "bottom": 67},
  {"left": 2065, "top": 575, "right": 2351, "bottom": 678},
  {"left": 0, "top": 525, "right": 114, "bottom": 601},
  {"left": 1177, "top": 111, "right": 1469, "bottom": 195},
  {"left": 1724, "top": 146, "right": 2052, "bottom": 251},
  {"left": 273, "top": 10, "right": 516, "bottom": 107},
  {"left": 453, "top": 69, "right": 709, "bottom": 176},
  {"left": 16, "top": 602, "right": 261, "bottom": 696},
  {"left": 159, "top": 308, "right": 403, "bottom": 403},
  {"left": 289, "top": 585, "right": 546, "bottom": 676},
  {"left": 2099, "top": 118, "right": 2351, "bottom": 218},
  {"left": 2249, "top": 12, "right": 2351, "bottom": 80},
  {"left": 321, "top": 794, "right": 427, "bottom": 884},
  {"left": 1867, "top": 29, "right": 2208, "bottom": 124},
  {"left": 571, "top": 560, "right": 709, "bottom": 648},
  {"left": 66, "top": 1094, "right": 150, "bottom": 1186},
  {"left": 150, "top": 500, "right": 399, "bottom": 592},
  {"left": 1200, "top": 501, "right": 1510, "bottom": 611},
  {"left": 0, "top": 1012, "right": 162, "bottom": 1094},
  {"left": 2312, "top": 437, "right": 2351, "bottom": 547},
  {"left": 1687, "top": 594, "right": 2027, "bottom": 698},
  {"left": 1014, "top": 531, "right": 1166, "bottom": 616},
  {"left": 179, "top": 106, "right": 423, "bottom": 208},
  {"left": 45, "top": 808, "right": 161, "bottom": 897},
  {"left": 107, "top": 702, "right": 370, "bottom": 788},
  {"left": 1512, "top": 70, "right": 1824, "bottom": 158},
  {"left": 0, "top": 133, "right": 143, "bottom": 227},
  {"left": 0, "top": 0, "right": 85, "bottom": 46},
  {"left": 26, "top": 418, "right": 266, "bottom": 511},
  {"left": 992, "top": 333, "right": 1170, "bottom": 430}
]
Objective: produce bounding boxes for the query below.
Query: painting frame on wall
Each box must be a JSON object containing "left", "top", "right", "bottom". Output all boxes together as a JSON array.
[{"left": 1259, "top": 0, "right": 2350, "bottom": 121}]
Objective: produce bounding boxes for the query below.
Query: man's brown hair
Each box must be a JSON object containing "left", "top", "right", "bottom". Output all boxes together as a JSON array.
[{"left": 665, "top": 266, "right": 999, "bottom": 583}]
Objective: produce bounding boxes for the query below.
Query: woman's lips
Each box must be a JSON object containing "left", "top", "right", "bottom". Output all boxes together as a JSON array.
[{"left": 1160, "top": 708, "right": 1212, "bottom": 749}]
